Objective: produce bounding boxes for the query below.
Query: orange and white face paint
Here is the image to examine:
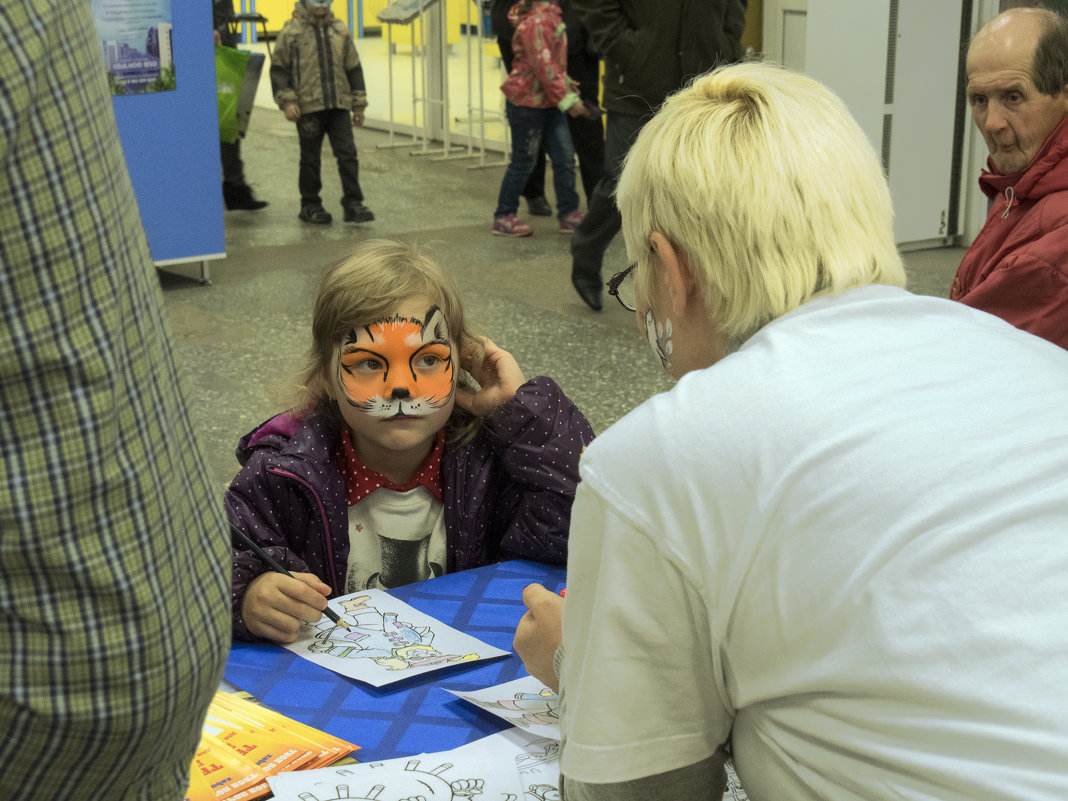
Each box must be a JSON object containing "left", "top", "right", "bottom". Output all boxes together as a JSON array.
[{"left": 336, "top": 306, "right": 455, "bottom": 418}]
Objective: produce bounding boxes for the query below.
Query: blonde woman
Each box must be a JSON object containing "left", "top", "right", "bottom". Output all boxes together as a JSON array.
[{"left": 517, "top": 63, "right": 1068, "bottom": 801}]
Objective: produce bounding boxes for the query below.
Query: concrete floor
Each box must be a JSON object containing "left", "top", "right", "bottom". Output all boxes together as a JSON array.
[{"left": 159, "top": 108, "right": 966, "bottom": 496}]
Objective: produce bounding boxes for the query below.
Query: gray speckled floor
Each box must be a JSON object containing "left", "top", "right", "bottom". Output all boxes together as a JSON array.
[{"left": 159, "top": 109, "right": 966, "bottom": 495}]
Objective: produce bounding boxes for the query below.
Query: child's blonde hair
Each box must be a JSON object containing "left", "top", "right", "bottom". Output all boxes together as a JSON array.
[{"left": 292, "top": 239, "right": 484, "bottom": 443}]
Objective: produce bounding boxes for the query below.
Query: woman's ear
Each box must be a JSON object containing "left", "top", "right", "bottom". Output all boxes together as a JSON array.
[{"left": 650, "top": 232, "right": 696, "bottom": 316}]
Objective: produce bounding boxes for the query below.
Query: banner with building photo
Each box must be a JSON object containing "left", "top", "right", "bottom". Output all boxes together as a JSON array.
[{"left": 91, "top": 0, "right": 175, "bottom": 95}]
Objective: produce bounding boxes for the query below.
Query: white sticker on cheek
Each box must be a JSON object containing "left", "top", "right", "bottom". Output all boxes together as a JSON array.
[{"left": 644, "top": 310, "right": 673, "bottom": 371}]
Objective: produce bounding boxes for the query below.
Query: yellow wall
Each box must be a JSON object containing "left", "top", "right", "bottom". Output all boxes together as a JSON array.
[
  {"left": 247, "top": 0, "right": 477, "bottom": 45},
  {"left": 248, "top": 1, "right": 761, "bottom": 55},
  {"left": 247, "top": 0, "right": 303, "bottom": 33}
]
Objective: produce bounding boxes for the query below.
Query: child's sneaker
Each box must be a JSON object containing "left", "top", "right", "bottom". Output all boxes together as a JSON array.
[
  {"left": 492, "top": 214, "right": 533, "bottom": 237},
  {"left": 558, "top": 209, "right": 585, "bottom": 234},
  {"left": 298, "top": 204, "right": 332, "bottom": 225}
]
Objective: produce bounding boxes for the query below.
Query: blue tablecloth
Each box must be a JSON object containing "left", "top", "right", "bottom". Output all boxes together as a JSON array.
[{"left": 224, "top": 559, "right": 565, "bottom": 762}]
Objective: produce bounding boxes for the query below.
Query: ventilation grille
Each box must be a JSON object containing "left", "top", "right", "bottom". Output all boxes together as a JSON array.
[
  {"left": 884, "top": 0, "right": 899, "bottom": 104},
  {"left": 947, "top": 0, "right": 974, "bottom": 238}
]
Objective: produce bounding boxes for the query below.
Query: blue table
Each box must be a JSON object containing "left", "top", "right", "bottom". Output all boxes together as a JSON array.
[{"left": 224, "top": 559, "right": 565, "bottom": 762}]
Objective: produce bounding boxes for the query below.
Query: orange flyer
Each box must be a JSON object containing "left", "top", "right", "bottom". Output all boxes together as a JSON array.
[
  {"left": 185, "top": 691, "right": 360, "bottom": 800},
  {"left": 212, "top": 691, "right": 359, "bottom": 769},
  {"left": 186, "top": 733, "right": 268, "bottom": 801}
]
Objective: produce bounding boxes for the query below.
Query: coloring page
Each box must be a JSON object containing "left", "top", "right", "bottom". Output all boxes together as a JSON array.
[
  {"left": 267, "top": 728, "right": 560, "bottom": 801},
  {"left": 723, "top": 760, "right": 750, "bottom": 801},
  {"left": 282, "top": 589, "right": 508, "bottom": 687},
  {"left": 447, "top": 678, "right": 750, "bottom": 799},
  {"left": 447, "top": 675, "right": 560, "bottom": 740}
]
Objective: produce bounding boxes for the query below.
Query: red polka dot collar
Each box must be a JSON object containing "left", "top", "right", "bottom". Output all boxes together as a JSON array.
[{"left": 336, "top": 428, "right": 445, "bottom": 506}]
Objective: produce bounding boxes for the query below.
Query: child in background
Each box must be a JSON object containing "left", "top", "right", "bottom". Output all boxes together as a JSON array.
[
  {"left": 226, "top": 239, "right": 593, "bottom": 643},
  {"left": 492, "top": 0, "right": 589, "bottom": 237},
  {"left": 271, "top": 0, "right": 374, "bottom": 225}
]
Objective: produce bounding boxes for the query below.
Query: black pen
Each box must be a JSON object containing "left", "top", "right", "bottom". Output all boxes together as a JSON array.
[{"left": 229, "top": 523, "right": 350, "bottom": 631}]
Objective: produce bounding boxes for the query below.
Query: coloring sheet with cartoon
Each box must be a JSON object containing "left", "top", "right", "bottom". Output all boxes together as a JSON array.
[
  {"left": 447, "top": 675, "right": 561, "bottom": 740},
  {"left": 445, "top": 677, "right": 751, "bottom": 798},
  {"left": 266, "top": 727, "right": 561, "bottom": 801},
  {"left": 283, "top": 589, "right": 509, "bottom": 686}
]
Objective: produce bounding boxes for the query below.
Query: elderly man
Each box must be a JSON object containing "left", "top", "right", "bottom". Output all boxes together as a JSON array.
[
  {"left": 515, "top": 62, "right": 1068, "bottom": 801},
  {"left": 952, "top": 7, "right": 1068, "bottom": 348}
]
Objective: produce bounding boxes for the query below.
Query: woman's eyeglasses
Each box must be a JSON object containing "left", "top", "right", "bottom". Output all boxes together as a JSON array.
[{"left": 607, "top": 262, "right": 637, "bottom": 311}]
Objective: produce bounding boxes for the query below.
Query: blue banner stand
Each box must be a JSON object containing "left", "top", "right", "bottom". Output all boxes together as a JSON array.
[{"left": 110, "top": 1, "right": 225, "bottom": 276}]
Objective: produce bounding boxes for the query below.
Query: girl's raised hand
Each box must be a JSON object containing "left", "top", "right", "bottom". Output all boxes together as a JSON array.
[{"left": 455, "top": 336, "right": 526, "bottom": 416}]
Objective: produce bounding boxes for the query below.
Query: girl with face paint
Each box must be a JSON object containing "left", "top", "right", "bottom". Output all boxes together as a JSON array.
[{"left": 225, "top": 240, "right": 594, "bottom": 645}]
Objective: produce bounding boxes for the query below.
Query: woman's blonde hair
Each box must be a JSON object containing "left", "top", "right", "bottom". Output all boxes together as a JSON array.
[
  {"left": 291, "top": 239, "right": 484, "bottom": 442},
  {"left": 617, "top": 62, "right": 906, "bottom": 342}
]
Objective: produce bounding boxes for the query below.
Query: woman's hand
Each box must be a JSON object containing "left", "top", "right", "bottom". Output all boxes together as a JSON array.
[
  {"left": 514, "top": 583, "right": 563, "bottom": 692},
  {"left": 455, "top": 336, "right": 526, "bottom": 416},
  {"left": 283, "top": 103, "right": 302, "bottom": 122},
  {"left": 242, "top": 571, "right": 331, "bottom": 643}
]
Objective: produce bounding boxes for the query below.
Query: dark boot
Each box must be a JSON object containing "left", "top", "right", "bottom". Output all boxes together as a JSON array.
[
  {"left": 571, "top": 272, "right": 603, "bottom": 311},
  {"left": 223, "top": 183, "right": 268, "bottom": 211}
]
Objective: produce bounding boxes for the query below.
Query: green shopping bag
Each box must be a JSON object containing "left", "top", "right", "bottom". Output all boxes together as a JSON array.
[{"left": 215, "top": 45, "right": 249, "bottom": 144}]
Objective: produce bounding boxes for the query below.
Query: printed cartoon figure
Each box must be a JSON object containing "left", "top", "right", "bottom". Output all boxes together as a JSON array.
[
  {"left": 294, "top": 761, "right": 485, "bottom": 801},
  {"left": 309, "top": 595, "right": 479, "bottom": 671},
  {"left": 513, "top": 738, "right": 560, "bottom": 773},
  {"left": 481, "top": 688, "right": 559, "bottom": 728},
  {"left": 526, "top": 784, "right": 561, "bottom": 801}
]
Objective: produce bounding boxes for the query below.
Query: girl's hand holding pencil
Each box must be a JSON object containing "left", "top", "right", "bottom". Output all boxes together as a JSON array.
[
  {"left": 242, "top": 572, "right": 335, "bottom": 643},
  {"left": 231, "top": 523, "right": 347, "bottom": 643}
]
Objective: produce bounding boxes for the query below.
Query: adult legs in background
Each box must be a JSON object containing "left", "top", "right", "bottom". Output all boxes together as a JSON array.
[
  {"left": 220, "top": 139, "right": 267, "bottom": 210},
  {"left": 542, "top": 111, "right": 580, "bottom": 220},
  {"left": 567, "top": 113, "right": 606, "bottom": 204},
  {"left": 523, "top": 149, "right": 550, "bottom": 214},
  {"left": 569, "top": 111, "right": 646, "bottom": 310}
]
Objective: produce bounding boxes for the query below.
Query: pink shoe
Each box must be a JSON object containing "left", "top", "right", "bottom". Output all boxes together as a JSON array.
[
  {"left": 559, "top": 209, "right": 585, "bottom": 233},
  {"left": 492, "top": 214, "right": 533, "bottom": 237}
]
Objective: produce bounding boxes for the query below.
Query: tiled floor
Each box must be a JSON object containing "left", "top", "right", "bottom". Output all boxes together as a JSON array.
[{"left": 159, "top": 107, "right": 966, "bottom": 496}]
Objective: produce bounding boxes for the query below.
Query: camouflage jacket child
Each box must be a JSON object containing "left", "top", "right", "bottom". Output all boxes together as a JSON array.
[{"left": 270, "top": 4, "right": 367, "bottom": 114}]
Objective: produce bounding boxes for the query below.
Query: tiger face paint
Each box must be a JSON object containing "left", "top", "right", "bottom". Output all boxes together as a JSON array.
[{"left": 337, "top": 305, "right": 456, "bottom": 418}]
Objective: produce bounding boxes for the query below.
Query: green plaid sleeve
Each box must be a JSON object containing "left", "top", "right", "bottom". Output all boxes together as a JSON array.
[{"left": 0, "top": 4, "right": 230, "bottom": 800}]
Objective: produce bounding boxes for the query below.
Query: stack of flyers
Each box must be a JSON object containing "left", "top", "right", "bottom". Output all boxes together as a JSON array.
[{"left": 185, "top": 691, "right": 360, "bottom": 801}]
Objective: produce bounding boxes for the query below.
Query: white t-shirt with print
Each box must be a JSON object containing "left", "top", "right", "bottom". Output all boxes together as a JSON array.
[
  {"left": 559, "top": 285, "right": 1068, "bottom": 801},
  {"left": 344, "top": 486, "right": 446, "bottom": 592}
]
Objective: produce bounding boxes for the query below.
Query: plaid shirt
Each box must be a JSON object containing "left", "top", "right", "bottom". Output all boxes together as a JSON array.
[{"left": 0, "top": 4, "right": 230, "bottom": 800}]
